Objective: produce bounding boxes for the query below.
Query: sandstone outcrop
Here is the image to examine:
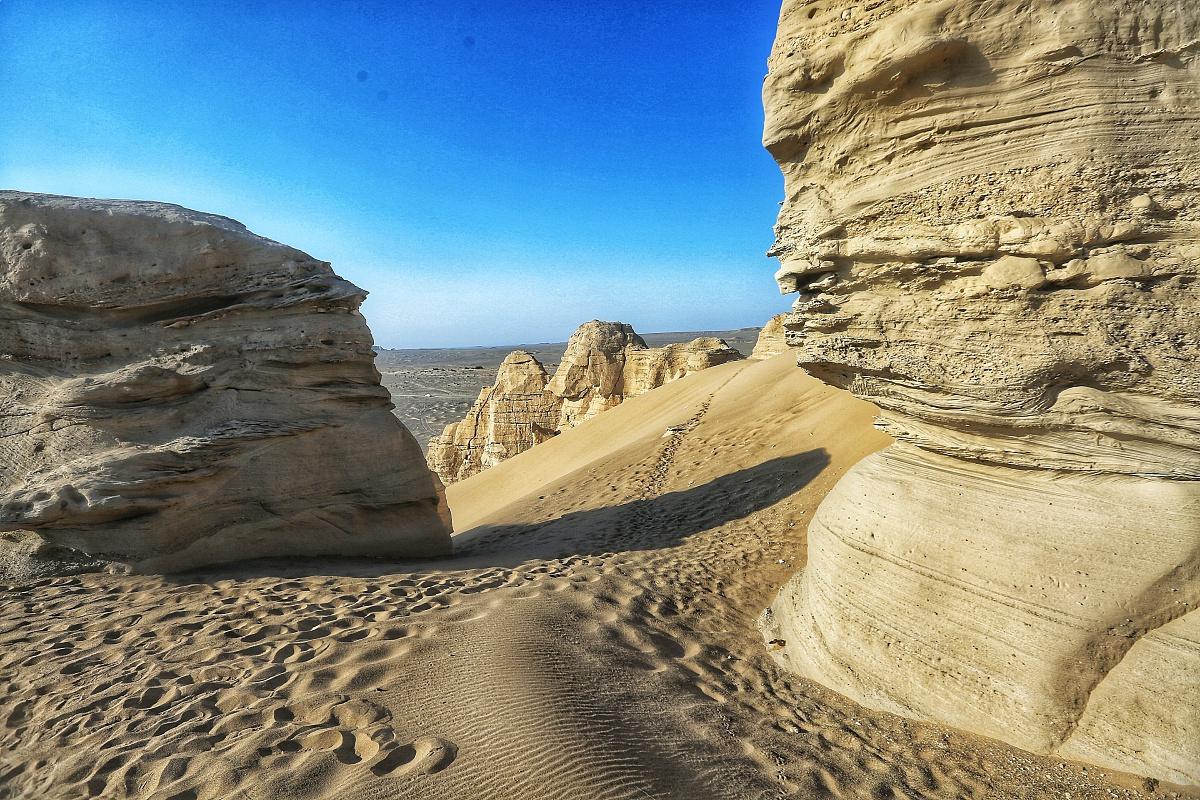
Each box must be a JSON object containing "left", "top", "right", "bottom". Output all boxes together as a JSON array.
[
  {"left": 549, "top": 321, "right": 649, "bottom": 430},
  {"left": 750, "top": 314, "right": 788, "bottom": 359},
  {"left": 0, "top": 192, "right": 452, "bottom": 578},
  {"left": 759, "top": 1, "right": 1199, "bottom": 785},
  {"left": 428, "top": 321, "right": 742, "bottom": 483},
  {"left": 425, "top": 350, "right": 561, "bottom": 485}
]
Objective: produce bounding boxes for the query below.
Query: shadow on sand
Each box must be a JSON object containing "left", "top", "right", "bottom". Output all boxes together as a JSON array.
[
  {"left": 453, "top": 449, "right": 830, "bottom": 566},
  {"left": 164, "top": 449, "right": 829, "bottom": 582}
]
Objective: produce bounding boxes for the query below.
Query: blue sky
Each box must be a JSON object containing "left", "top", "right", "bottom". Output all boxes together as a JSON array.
[{"left": 0, "top": 1, "right": 787, "bottom": 347}]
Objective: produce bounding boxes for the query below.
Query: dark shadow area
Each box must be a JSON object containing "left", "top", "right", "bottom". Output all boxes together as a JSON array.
[
  {"left": 454, "top": 449, "right": 830, "bottom": 566},
  {"left": 156, "top": 449, "right": 829, "bottom": 583}
]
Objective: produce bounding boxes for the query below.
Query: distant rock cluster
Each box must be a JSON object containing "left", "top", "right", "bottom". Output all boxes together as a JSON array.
[
  {"left": 0, "top": 192, "right": 451, "bottom": 577},
  {"left": 759, "top": 0, "right": 1199, "bottom": 786},
  {"left": 426, "top": 321, "right": 742, "bottom": 484}
]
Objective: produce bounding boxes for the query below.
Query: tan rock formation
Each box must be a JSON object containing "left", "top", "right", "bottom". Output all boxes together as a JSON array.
[
  {"left": 623, "top": 337, "right": 741, "bottom": 400},
  {"left": 428, "top": 321, "right": 743, "bottom": 483},
  {"left": 759, "top": 1, "right": 1200, "bottom": 785},
  {"left": 426, "top": 351, "right": 561, "bottom": 485},
  {"left": 750, "top": 314, "right": 788, "bottom": 359},
  {"left": 0, "top": 192, "right": 451, "bottom": 577},
  {"left": 550, "top": 321, "right": 649, "bottom": 429}
]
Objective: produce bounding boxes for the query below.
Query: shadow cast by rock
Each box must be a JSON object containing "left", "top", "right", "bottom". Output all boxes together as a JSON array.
[
  {"left": 452, "top": 449, "right": 831, "bottom": 566},
  {"left": 152, "top": 449, "right": 830, "bottom": 583}
]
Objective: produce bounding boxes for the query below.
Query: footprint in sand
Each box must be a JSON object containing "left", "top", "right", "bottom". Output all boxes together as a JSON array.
[{"left": 370, "top": 736, "right": 458, "bottom": 776}]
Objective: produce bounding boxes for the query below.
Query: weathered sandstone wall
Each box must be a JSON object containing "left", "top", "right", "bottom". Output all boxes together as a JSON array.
[
  {"left": 550, "top": 321, "right": 649, "bottom": 430},
  {"left": 0, "top": 192, "right": 451, "bottom": 577},
  {"left": 425, "top": 350, "right": 561, "bottom": 485},
  {"left": 750, "top": 314, "right": 788, "bottom": 359},
  {"left": 759, "top": 0, "right": 1199, "bottom": 785},
  {"left": 428, "top": 321, "right": 742, "bottom": 483}
]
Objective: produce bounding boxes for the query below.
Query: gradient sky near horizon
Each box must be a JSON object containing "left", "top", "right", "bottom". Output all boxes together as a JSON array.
[{"left": 0, "top": 1, "right": 788, "bottom": 348}]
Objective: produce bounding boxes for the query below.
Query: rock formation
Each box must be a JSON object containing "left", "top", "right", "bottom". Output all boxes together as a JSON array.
[
  {"left": 750, "top": 314, "right": 788, "bottom": 359},
  {"left": 425, "top": 350, "right": 561, "bottom": 485},
  {"left": 0, "top": 192, "right": 452, "bottom": 578},
  {"left": 549, "top": 321, "right": 649, "bottom": 430},
  {"left": 759, "top": 0, "right": 1199, "bottom": 786},
  {"left": 428, "top": 321, "right": 742, "bottom": 483}
]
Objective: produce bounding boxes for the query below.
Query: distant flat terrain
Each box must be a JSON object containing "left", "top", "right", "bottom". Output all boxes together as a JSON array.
[{"left": 377, "top": 327, "right": 760, "bottom": 450}]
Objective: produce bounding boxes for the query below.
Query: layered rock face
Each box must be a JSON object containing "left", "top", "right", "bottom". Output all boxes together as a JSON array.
[
  {"left": 750, "top": 314, "right": 788, "bottom": 359},
  {"left": 0, "top": 192, "right": 451, "bottom": 577},
  {"left": 550, "top": 321, "right": 649, "bottom": 429},
  {"left": 428, "top": 321, "right": 742, "bottom": 483},
  {"left": 760, "top": 1, "right": 1200, "bottom": 785},
  {"left": 425, "top": 351, "right": 561, "bottom": 485}
]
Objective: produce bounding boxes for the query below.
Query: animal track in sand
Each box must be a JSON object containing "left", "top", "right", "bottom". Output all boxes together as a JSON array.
[{"left": 371, "top": 735, "right": 458, "bottom": 776}]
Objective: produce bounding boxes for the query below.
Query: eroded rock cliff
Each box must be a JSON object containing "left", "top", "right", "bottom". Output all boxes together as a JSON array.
[
  {"left": 750, "top": 314, "right": 788, "bottom": 359},
  {"left": 760, "top": 0, "right": 1199, "bottom": 785},
  {"left": 428, "top": 321, "right": 742, "bottom": 483},
  {"left": 425, "top": 350, "right": 561, "bottom": 485},
  {"left": 550, "top": 321, "right": 649, "bottom": 430},
  {"left": 0, "top": 192, "right": 452, "bottom": 577}
]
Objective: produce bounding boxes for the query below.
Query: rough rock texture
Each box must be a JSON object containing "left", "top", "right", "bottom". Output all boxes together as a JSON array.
[
  {"left": 0, "top": 192, "right": 452, "bottom": 577},
  {"left": 750, "top": 314, "right": 789, "bottom": 359},
  {"left": 425, "top": 351, "right": 561, "bottom": 485},
  {"left": 759, "top": 1, "right": 1200, "bottom": 786},
  {"left": 428, "top": 321, "right": 742, "bottom": 483},
  {"left": 621, "top": 337, "right": 743, "bottom": 408},
  {"left": 550, "top": 321, "right": 650, "bottom": 430}
]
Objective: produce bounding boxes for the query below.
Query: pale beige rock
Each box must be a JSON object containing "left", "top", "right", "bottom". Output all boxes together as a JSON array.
[
  {"left": 0, "top": 192, "right": 451, "bottom": 577},
  {"left": 622, "top": 337, "right": 741, "bottom": 396},
  {"left": 426, "top": 351, "right": 560, "bottom": 485},
  {"left": 760, "top": 0, "right": 1200, "bottom": 785},
  {"left": 551, "top": 321, "right": 648, "bottom": 430},
  {"left": 427, "top": 321, "right": 742, "bottom": 484},
  {"left": 750, "top": 314, "right": 789, "bottom": 359}
]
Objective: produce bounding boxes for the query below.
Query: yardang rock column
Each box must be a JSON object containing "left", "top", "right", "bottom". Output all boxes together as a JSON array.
[
  {"left": 0, "top": 192, "right": 451, "bottom": 577},
  {"left": 759, "top": 1, "right": 1199, "bottom": 785},
  {"left": 427, "top": 321, "right": 743, "bottom": 484}
]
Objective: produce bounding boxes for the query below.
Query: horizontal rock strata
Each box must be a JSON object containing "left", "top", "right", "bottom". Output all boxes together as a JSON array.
[
  {"left": 425, "top": 351, "right": 561, "bottom": 486},
  {"left": 760, "top": 0, "right": 1199, "bottom": 786},
  {"left": 0, "top": 192, "right": 451, "bottom": 577},
  {"left": 428, "top": 321, "right": 742, "bottom": 483}
]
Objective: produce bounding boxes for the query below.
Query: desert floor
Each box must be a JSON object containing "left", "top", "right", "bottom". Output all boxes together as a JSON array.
[
  {"left": 1, "top": 356, "right": 1191, "bottom": 800},
  {"left": 377, "top": 327, "right": 760, "bottom": 449}
]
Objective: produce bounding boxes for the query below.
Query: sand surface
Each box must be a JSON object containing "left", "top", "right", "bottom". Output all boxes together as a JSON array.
[{"left": 2, "top": 356, "right": 1191, "bottom": 799}]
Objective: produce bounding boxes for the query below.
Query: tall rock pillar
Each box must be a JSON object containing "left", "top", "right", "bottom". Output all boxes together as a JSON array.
[{"left": 760, "top": 2, "right": 1200, "bottom": 785}]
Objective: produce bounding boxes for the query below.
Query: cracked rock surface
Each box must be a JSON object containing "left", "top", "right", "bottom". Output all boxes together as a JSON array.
[
  {"left": 0, "top": 192, "right": 451, "bottom": 577},
  {"left": 759, "top": 0, "right": 1200, "bottom": 786},
  {"left": 427, "top": 321, "right": 743, "bottom": 484}
]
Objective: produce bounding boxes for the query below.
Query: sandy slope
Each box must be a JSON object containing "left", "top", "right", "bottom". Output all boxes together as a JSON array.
[{"left": 1, "top": 356, "right": 1191, "bottom": 799}]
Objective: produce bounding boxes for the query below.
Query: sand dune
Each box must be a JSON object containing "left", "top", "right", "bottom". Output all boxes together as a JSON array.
[{"left": 2, "top": 356, "right": 1190, "bottom": 799}]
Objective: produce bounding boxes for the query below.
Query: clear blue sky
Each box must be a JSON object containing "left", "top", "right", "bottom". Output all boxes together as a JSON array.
[{"left": 0, "top": 1, "right": 787, "bottom": 347}]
